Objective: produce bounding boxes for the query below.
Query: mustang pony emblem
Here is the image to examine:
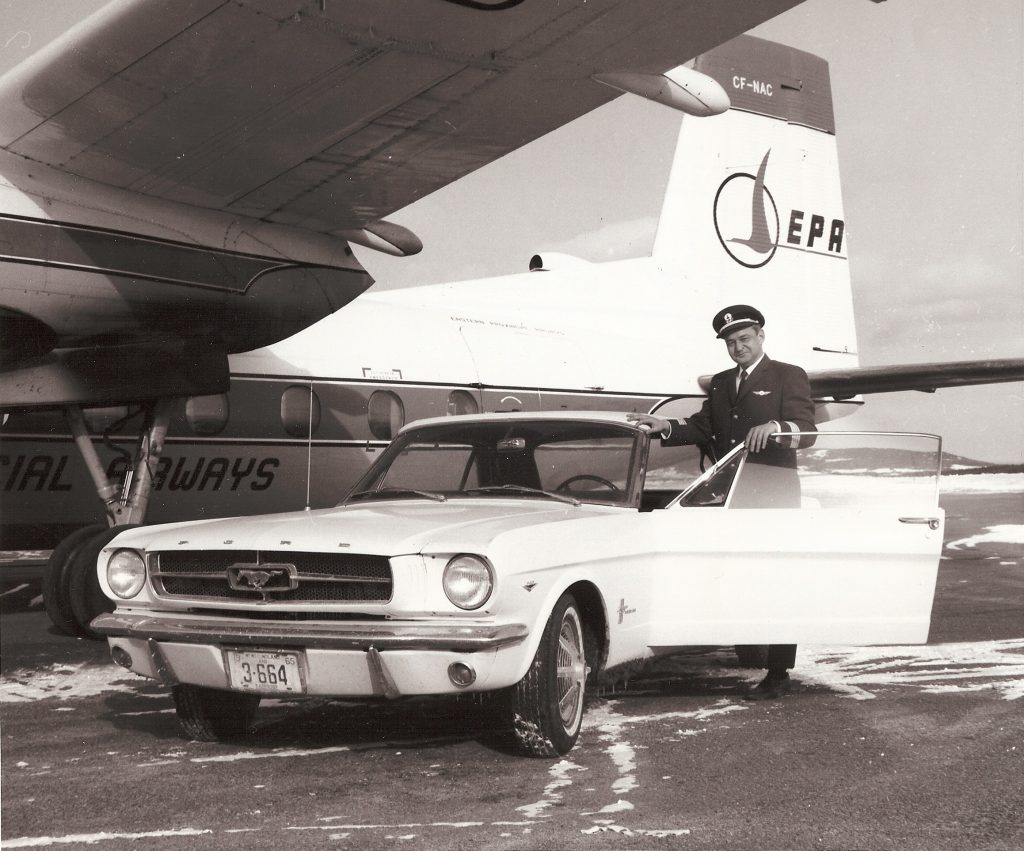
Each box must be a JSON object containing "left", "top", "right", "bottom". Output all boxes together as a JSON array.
[
  {"left": 237, "top": 569, "right": 276, "bottom": 589},
  {"left": 227, "top": 563, "right": 298, "bottom": 597}
]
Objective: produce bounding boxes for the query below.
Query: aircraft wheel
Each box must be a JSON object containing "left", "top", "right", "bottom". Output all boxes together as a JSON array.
[
  {"left": 172, "top": 684, "right": 260, "bottom": 742},
  {"left": 66, "top": 525, "right": 140, "bottom": 639},
  {"left": 42, "top": 525, "right": 106, "bottom": 637}
]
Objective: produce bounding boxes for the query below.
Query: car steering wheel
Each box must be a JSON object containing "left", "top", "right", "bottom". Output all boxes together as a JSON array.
[{"left": 555, "top": 474, "right": 620, "bottom": 492}]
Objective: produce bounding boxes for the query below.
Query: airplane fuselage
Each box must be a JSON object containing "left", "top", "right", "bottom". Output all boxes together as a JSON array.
[
  {"left": 1, "top": 33, "right": 867, "bottom": 547},
  {"left": 0, "top": 267, "right": 863, "bottom": 547}
]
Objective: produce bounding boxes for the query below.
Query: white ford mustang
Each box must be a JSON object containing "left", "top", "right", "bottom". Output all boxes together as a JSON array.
[{"left": 93, "top": 412, "right": 944, "bottom": 756}]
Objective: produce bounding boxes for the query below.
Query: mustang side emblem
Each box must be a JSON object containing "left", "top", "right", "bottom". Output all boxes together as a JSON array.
[
  {"left": 227, "top": 563, "right": 298, "bottom": 599},
  {"left": 617, "top": 597, "right": 637, "bottom": 624}
]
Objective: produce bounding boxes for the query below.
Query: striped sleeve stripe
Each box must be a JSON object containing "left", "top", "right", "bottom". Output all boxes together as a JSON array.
[{"left": 782, "top": 421, "right": 800, "bottom": 448}]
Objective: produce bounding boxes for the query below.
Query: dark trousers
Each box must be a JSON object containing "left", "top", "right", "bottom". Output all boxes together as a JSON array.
[{"left": 767, "top": 644, "right": 796, "bottom": 673}]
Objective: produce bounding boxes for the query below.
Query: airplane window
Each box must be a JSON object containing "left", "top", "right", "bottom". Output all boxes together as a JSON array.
[
  {"left": 281, "top": 385, "right": 321, "bottom": 438},
  {"left": 368, "top": 390, "right": 405, "bottom": 440},
  {"left": 447, "top": 390, "right": 479, "bottom": 416},
  {"left": 185, "top": 394, "right": 229, "bottom": 435}
]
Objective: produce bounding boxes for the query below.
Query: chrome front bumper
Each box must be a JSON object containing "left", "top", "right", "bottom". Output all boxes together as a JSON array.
[
  {"left": 91, "top": 611, "right": 528, "bottom": 652},
  {"left": 96, "top": 611, "right": 531, "bottom": 699}
]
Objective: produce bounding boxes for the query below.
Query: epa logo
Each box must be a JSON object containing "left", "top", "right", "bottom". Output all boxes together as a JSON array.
[{"left": 713, "top": 150, "right": 779, "bottom": 268}]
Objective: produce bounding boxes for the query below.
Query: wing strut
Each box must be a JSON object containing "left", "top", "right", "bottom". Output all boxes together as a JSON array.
[
  {"left": 44, "top": 399, "right": 174, "bottom": 640},
  {"left": 65, "top": 400, "right": 172, "bottom": 527}
]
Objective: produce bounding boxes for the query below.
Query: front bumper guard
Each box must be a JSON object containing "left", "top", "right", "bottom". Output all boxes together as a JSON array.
[{"left": 92, "top": 611, "right": 529, "bottom": 653}]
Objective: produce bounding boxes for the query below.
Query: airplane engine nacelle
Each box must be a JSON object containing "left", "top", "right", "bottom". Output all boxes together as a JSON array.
[
  {"left": 593, "top": 66, "right": 730, "bottom": 117},
  {"left": 0, "top": 308, "right": 57, "bottom": 366},
  {"left": 528, "top": 252, "right": 593, "bottom": 272}
]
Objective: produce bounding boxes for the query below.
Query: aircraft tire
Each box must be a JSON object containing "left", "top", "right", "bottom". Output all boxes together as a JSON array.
[
  {"left": 42, "top": 525, "right": 107, "bottom": 637},
  {"left": 66, "top": 525, "right": 139, "bottom": 640}
]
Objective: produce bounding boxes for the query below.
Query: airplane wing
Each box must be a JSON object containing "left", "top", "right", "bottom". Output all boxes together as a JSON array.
[
  {"left": 695, "top": 359, "right": 1024, "bottom": 401},
  {"left": 0, "top": 0, "right": 808, "bottom": 408},
  {"left": 807, "top": 359, "right": 1024, "bottom": 400},
  {"left": 0, "top": 0, "right": 804, "bottom": 237}
]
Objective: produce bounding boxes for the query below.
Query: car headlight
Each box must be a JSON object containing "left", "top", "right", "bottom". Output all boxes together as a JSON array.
[
  {"left": 106, "top": 549, "right": 146, "bottom": 599},
  {"left": 442, "top": 554, "right": 493, "bottom": 610}
]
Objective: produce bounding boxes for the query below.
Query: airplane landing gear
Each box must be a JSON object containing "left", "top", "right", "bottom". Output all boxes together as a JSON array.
[{"left": 41, "top": 400, "right": 173, "bottom": 637}]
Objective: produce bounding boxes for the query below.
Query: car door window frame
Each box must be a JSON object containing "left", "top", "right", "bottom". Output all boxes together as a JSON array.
[{"left": 664, "top": 431, "right": 943, "bottom": 511}]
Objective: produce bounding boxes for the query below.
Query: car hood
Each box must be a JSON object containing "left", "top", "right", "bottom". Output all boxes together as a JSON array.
[{"left": 116, "top": 499, "right": 612, "bottom": 556}]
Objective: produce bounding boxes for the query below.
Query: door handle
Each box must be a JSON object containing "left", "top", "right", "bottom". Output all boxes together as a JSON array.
[{"left": 899, "top": 516, "right": 940, "bottom": 530}]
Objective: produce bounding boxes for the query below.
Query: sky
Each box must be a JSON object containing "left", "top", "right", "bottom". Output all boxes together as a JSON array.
[
  {"left": 1, "top": 0, "right": 1021, "bottom": 463},
  {"left": 358, "top": 0, "right": 1024, "bottom": 464}
]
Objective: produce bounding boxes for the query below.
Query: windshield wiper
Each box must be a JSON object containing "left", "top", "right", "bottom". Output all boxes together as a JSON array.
[
  {"left": 347, "top": 487, "right": 447, "bottom": 503},
  {"left": 462, "top": 485, "right": 579, "bottom": 506}
]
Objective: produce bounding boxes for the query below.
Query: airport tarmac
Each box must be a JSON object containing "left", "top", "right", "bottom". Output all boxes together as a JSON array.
[{"left": 1, "top": 484, "right": 1021, "bottom": 850}]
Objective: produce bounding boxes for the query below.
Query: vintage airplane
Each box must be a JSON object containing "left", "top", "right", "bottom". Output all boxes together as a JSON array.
[{"left": 0, "top": 3, "right": 1021, "bottom": 637}]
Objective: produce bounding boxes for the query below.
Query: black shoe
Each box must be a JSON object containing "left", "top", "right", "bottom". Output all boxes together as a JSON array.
[{"left": 744, "top": 671, "right": 791, "bottom": 701}]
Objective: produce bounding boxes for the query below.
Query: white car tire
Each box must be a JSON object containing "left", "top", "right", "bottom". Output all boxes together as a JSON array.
[{"left": 505, "top": 592, "right": 589, "bottom": 757}]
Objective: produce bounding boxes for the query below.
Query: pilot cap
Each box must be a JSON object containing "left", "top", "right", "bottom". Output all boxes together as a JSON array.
[{"left": 713, "top": 304, "right": 765, "bottom": 339}]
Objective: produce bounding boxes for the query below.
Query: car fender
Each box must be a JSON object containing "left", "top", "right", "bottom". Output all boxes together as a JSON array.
[
  {"left": 491, "top": 563, "right": 622, "bottom": 688},
  {"left": 490, "top": 572, "right": 582, "bottom": 688}
]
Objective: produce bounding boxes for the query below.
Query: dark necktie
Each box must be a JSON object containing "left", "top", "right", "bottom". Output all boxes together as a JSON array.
[{"left": 737, "top": 369, "right": 748, "bottom": 396}]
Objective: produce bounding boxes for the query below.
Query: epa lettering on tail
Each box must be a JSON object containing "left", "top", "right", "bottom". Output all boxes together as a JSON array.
[{"left": 787, "top": 210, "right": 845, "bottom": 254}]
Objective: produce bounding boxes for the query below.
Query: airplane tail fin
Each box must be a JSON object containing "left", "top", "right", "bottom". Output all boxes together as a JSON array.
[{"left": 650, "top": 36, "right": 858, "bottom": 372}]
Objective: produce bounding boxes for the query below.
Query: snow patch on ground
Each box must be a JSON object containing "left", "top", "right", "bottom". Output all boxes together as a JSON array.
[
  {"left": 191, "top": 745, "right": 352, "bottom": 763},
  {"left": 582, "top": 823, "right": 690, "bottom": 838},
  {"left": 0, "top": 828, "right": 212, "bottom": 848},
  {"left": 0, "top": 662, "right": 146, "bottom": 703},
  {"left": 941, "top": 473, "right": 1024, "bottom": 494},
  {"left": 798, "top": 639, "right": 1024, "bottom": 701},
  {"left": 580, "top": 699, "right": 743, "bottom": 820},
  {"left": 515, "top": 759, "right": 586, "bottom": 819},
  {"left": 946, "top": 524, "right": 1024, "bottom": 549}
]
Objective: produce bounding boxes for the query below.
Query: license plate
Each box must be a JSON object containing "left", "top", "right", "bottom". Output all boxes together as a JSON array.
[{"left": 225, "top": 649, "right": 305, "bottom": 694}]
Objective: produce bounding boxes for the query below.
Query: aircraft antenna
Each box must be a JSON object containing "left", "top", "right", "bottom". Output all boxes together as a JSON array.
[{"left": 305, "top": 382, "right": 314, "bottom": 511}]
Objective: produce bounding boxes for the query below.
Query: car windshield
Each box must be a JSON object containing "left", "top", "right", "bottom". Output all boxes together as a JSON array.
[{"left": 345, "top": 419, "right": 640, "bottom": 506}]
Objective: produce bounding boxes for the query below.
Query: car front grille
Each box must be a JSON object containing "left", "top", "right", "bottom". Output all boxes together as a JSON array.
[{"left": 150, "top": 550, "right": 392, "bottom": 604}]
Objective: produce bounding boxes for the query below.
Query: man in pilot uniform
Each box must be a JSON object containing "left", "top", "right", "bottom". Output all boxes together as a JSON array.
[{"left": 630, "top": 304, "right": 816, "bottom": 699}]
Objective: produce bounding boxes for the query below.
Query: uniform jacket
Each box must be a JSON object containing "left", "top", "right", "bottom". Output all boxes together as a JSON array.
[{"left": 662, "top": 355, "right": 816, "bottom": 466}]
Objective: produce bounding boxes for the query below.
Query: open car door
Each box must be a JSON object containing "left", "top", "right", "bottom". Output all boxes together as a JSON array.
[{"left": 645, "top": 432, "right": 944, "bottom": 647}]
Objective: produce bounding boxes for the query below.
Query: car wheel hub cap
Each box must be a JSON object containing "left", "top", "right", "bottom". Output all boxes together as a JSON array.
[{"left": 556, "top": 611, "right": 585, "bottom": 729}]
